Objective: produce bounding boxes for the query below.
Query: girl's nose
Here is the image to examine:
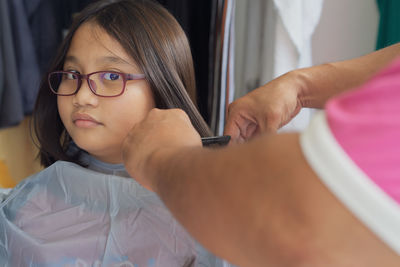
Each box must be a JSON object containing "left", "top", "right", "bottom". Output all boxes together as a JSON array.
[{"left": 72, "top": 79, "right": 99, "bottom": 107}]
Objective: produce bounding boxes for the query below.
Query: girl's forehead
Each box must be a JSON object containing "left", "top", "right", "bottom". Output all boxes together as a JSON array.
[{"left": 66, "top": 22, "right": 137, "bottom": 69}]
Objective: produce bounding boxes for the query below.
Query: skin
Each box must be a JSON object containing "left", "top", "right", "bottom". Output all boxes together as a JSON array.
[
  {"left": 122, "top": 43, "right": 400, "bottom": 266},
  {"left": 122, "top": 109, "right": 400, "bottom": 267},
  {"left": 224, "top": 43, "right": 400, "bottom": 141},
  {"left": 58, "top": 22, "right": 155, "bottom": 164}
]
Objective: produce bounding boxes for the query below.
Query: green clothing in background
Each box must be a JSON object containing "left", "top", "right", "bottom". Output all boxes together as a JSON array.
[{"left": 376, "top": 0, "right": 400, "bottom": 50}]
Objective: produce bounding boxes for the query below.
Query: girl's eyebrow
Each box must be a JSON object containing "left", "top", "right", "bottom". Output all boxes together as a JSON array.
[
  {"left": 64, "top": 55, "right": 135, "bottom": 67},
  {"left": 98, "top": 56, "right": 130, "bottom": 65},
  {"left": 64, "top": 55, "right": 79, "bottom": 64}
]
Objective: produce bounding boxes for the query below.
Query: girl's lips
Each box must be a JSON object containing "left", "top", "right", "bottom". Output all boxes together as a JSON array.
[{"left": 72, "top": 113, "right": 101, "bottom": 128}]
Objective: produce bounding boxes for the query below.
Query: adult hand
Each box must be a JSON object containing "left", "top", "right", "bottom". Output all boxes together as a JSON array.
[
  {"left": 122, "top": 108, "right": 201, "bottom": 190},
  {"left": 224, "top": 71, "right": 304, "bottom": 143}
]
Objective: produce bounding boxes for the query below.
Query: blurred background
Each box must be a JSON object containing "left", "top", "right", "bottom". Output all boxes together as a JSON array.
[{"left": 0, "top": 0, "right": 398, "bottom": 186}]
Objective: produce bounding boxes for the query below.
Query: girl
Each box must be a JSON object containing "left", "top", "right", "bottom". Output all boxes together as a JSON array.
[{"left": 0, "top": 0, "right": 231, "bottom": 266}]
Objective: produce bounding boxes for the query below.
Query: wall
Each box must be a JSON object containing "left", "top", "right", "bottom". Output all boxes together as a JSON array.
[
  {"left": 0, "top": 117, "right": 42, "bottom": 187},
  {"left": 312, "top": 0, "right": 379, "bottom": 64}
]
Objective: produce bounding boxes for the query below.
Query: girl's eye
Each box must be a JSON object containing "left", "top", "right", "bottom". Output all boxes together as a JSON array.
[
  {"left": 63, "top": 70, "right": 79, "bottom": 80},
  {"left": 65, "top": 72, "right": 78, "bottom": 80},
  {"left": 102, "top": 72, "right": 121, "bottom": 81}
]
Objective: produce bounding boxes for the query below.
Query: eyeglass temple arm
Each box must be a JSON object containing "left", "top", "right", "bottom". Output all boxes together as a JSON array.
[{"left": 127, "top": 74, "right": 145, "bottom": 80}]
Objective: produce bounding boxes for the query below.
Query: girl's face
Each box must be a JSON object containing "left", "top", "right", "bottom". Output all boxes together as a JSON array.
[{"left": 58, "top": 22, "right": 155, "bottom": 164}]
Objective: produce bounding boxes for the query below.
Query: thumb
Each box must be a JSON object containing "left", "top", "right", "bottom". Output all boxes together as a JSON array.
[
  {"left": 224, "top": 114, "right": 260, "bottom": 143},
  {"left": 224, "top": 116, "right": 241, "bottom": 142}
]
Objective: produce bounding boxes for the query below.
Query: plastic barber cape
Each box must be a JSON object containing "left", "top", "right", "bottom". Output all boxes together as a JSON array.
[{"left": 0, "top": 154, "right": 228, "bottom": 267}]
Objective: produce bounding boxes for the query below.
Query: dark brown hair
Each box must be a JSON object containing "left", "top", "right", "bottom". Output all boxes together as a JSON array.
[{"left": 33, "top": 0, "right": 212, "bottom": 167}]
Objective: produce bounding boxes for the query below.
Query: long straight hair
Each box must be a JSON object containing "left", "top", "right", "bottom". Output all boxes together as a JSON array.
[{"left": 33, "top": 0, "right": 212, "bottom": 167}]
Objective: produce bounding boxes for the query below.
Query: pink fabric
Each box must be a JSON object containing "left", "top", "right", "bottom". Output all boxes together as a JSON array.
[{"left": 326, "top": 58, "right": 400, "bottom": 204}]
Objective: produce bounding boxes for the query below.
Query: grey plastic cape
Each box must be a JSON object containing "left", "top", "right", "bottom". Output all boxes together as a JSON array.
[{"left": 0, "top": 155, "right": 231, "bottom": 267}]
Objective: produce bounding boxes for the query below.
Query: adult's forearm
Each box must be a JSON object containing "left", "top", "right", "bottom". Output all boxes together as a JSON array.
[
  {"left": 296, "top": 43, "right": 400, "bottom": 108},
  {"left": 147, "top": 133, "right": 399, "bottom": 267},
  {"left": 150, "top": 135, "right": 307, "bottom": 266}
]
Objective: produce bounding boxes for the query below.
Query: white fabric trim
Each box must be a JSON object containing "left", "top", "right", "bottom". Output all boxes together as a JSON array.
[{"left": 300, "top": 111, "right": 400, "bottom": 255}]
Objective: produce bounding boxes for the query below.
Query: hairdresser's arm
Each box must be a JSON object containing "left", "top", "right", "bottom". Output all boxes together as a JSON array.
[
  {"left": 225, "top": 43, "right": 400, "bottom": 140},
  {"left": 123, "top": 109, "right": 399, "bottom": 267}
]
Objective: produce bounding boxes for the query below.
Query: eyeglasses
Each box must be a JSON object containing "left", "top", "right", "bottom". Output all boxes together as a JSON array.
[{"left": 48, "top": 71, "right": 146, "bottom": 97}]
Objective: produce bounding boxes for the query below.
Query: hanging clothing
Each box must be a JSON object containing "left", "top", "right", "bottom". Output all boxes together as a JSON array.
[
  {"left": 208, "top": 0, "right": 224, "bottom": 134},
  {"left": 0, "top": 153, "right": 231, "bottom": 267},
  {"left": 0, "top": 0, "right": 94, "bottom": 128},
  {"left": 0, "top": 0, "right": 24, "bottom": 128},
  {"left": 235, "top": 0, "right": 324, "bottom": 132},
  {"left": 208, "top": 0, "right": 236, "bottom": 135},
  {"left": 217, "top": 0, "right": 235, "bottom": 135},
  {"left": 376, "top": 0, "right": 400, "bottom": 50},
  {"left": 274, "top": 0, "right": 324, "bottom": 132},
  {"left": 0, "top": 11, "right": 3, "bottom": 110},
  {"left": 7, "top": 0, "right": 41, "bottom": 115},
  {"left": 24, "top": 0, "right": 62, "bottom": 74},
  {"left": 273, "top": 0, "right": 324, "bottom": 132},
  {"left": 24, "top": 0, "right": 95, "bottom": 74},
  {"left": 234, "top": 0, "right": 275, "bottom": 99},
  {"left": 273, "top": 0, "right": 324, "bottom": 73}
]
